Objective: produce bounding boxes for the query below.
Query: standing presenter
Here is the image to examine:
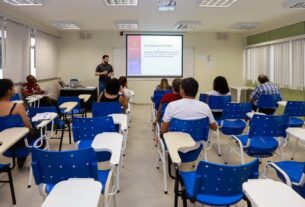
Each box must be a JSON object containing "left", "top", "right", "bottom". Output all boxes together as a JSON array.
[{"left": 95, "top": 54, "right": 114, "bottom": 94}]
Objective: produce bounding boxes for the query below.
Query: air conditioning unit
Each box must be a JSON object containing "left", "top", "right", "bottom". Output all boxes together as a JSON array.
[
  {"left": 284, "top": 0, "right": 305, "bottom": 8},
  {"left": 229, "top": 22, "right": 261, "bottom": 31}
]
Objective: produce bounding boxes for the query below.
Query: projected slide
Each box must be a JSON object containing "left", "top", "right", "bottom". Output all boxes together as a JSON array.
[{"left": 127, "top": 35, "right": 183, "bottom": 77}]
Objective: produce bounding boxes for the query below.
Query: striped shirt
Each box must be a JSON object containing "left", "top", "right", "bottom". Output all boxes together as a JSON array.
[{"left": 250, "top": 82, "right": 282, "bottom": 101}]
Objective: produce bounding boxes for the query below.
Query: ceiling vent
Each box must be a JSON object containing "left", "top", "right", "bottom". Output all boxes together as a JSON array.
[
  {"left": 284, "top": 0, "right": 305, "bottom": 8},
  {"left": 198, "top": 0, "right": 238, "bottom": 7},
  {"left": 175, "top": 21, "right": 201, "bottom": 31},
  {"left": 158, "top": 0, "right": 176, "bottom": 11},
  {"left": 115, "top": 21, "right": 138, "bottom": 30},
  {"left": 53, "top": 21, "right": 80, "bottom": 30},
  {"left": 229, "top": 22, "right": 261, "bottom": 31},
  {"left": 104, "top": 0, "right": 137, "bottom": 6},
  {"left": 3, "top": 0, "right": 43, "bottom": 6}
]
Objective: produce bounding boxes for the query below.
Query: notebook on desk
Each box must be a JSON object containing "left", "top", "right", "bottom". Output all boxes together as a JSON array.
[{"left": 32, "top": 113, "right": 54, "bottom": 122}]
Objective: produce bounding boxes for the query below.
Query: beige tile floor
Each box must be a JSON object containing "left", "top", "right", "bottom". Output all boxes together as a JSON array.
[{"left": 0, "top": 104, "right": 304, "bottom": 207}]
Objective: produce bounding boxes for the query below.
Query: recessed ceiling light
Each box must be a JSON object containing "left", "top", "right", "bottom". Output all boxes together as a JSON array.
[
  {"left": 198, "top": 0, "right": 238, "bottom": 7},
  {"left": 116, "top": 21, "right": 138, "bottom": 30},
  {"left": 284, "top": 0, "right": 305, "bottom": 8},
  {"left": 158, "top": 0, "right": 176, "bottom": 11},
  {"left": 53, "top": 22, "right": 80, "bottom": 30},
  {"left": 3, "top": 0, "right": 43, "bottom": 6},
  {"left": 104, "top": 0, "right": 137, "bottom": 6},
  {"left": 175, "top": 21, "right": 201, "bottom": 31},
  {"left": 229, "top": 22, "right": 261, "bottom": 31}
]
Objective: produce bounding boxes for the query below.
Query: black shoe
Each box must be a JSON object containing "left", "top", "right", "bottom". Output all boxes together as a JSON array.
[{"left": 17, "top": 157, "right": 27, "bottom": 169}]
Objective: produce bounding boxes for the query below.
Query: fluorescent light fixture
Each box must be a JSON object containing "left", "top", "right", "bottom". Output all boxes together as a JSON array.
[
  {"left": 3, "top": 0, "right": 43, "bottom": 6},
  {"left": 53, "top": 21, "right": 80, "bottom": 30},
  {"left": 284, "top": 0, "right": 305, "bottom": 8},
  {"left": 198, "top": 0, "right": 238, "bottom": 7},
  {"left": 116, "top": 21, "right": 138, "bottom": 30},
  {"left": 104, "top": 0, "right": 137, "bottom": 6},
  {"left": 175, "top": 21, "right": 201, "bottom": 30},
  {"left": 229, "top": 22, "right": 261, "bottom": 31},
  {"left": 158, "top": 0, "right": 176, "bottom": 11}
]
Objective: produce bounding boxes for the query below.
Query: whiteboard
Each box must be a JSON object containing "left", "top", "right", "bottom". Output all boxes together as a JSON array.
[{"left": 112, "top": 48, "right": 194, "bottom": 79}]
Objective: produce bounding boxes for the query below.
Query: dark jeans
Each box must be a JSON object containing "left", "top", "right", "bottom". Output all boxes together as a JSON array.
[{"left": 99, "top": 80, "right": 106, "bottom": 95}]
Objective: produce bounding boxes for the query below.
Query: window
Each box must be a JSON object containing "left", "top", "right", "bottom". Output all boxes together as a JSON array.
[{"left": 30, "top": 28, "right": 36, "bottom": 77}]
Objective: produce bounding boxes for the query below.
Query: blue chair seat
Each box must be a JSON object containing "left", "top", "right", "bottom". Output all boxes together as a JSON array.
[
  {"left": 0, "top": 163, "right": 10, "bottom": 171},
  {"left": 178, "top": 144, "right": 203, "bottom": 163},
  {"left": 98, "top": 169, "right": 111, "bottom": 193},
  {"left": 274, "top": 161, "right": 305, "bottom": 183},
  {"left": 220, "top": 120, "right": 247, "bottom": 135},
  {"left": 289, "top": 117, "right": 304, "bottom": 128},
  {"left": 180, "top": 171, "right": 244, "bottom": 206},
  {"left": 235, "top": 135, "right": 278, "bottom": 157}
]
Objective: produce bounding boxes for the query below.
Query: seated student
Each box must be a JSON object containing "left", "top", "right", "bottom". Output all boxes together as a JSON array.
[
  {"left": 99, "top": 78, "right": 128, "bottom": 110},
  {"left": 22, "top": 75, "right": 57, "bottom": 107},
  {"left": 209, "top": 76, "right": 231, "bottom": 96},
  {"left": 161, "top": 77, "right": 217, "bottom": 134},
  {"left": 119, "top": 76, "right": 132, "bottom": 102},
  {"left": 156, "top": 78, "right": 172, "bottom": 91},
  {"left": 0, "top": 79, "right": 40, "bottom": 168},
  {"left": 250, "top": 74, "right": 282, "bottom": 114},
  {"left": 155, "top": 78, "right": 182, "bottom": 124}
]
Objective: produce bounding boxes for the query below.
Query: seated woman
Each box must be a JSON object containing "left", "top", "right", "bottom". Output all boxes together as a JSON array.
[
  {"left": 119, "top": 76, "right": 132, "bottom": 102},
  {"left": 209, "top": 76, "right": 231, "bottom": 96},
  {"left": 99, "top": 78, "right": 128, "bottom": 110},
  {"left": 0, "top": 79, "right": 40, "bottom": 168},
  {"left": 156, "top": 78, "right": 172, "bottom": 91}
]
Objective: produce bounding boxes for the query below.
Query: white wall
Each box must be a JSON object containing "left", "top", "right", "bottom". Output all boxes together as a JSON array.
[{"left": 59, "top": 32, "right": 246, "bottom": 103}]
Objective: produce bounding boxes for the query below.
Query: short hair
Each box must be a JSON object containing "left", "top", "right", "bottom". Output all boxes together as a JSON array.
[
  {"left": 172, "top": 78, "right": 182, "bottom": 93},
  {"left": 258, "top": 74, "right": 269, "bottom": 84},
  {"left": 119, "top": 76, "right": 127, "bottom": 87},
  {"left": 181, "top": 78, "right": 199, "bottom": 97},
  {"left": 213, "top": 76, "right": 230, "bottom": 95},
  {"left": 102, "top": 55, "right": 109, "bottom": 59},
  {"left": 0, "top": 79, "right": 14, "bottom": 99},
  {"left": 105, "top": 78, "right": 120, "bottom": 95}
]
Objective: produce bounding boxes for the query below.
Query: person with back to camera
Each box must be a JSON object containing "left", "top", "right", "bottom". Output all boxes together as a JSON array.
[
  {"left": 209, "top": 76, "right": 231, "bottom": 96},
  {"left": 156, "top": 78, "right": 172, "bottom": 91},
  {"left": 119, "top": 76, "right": 132, "bottom": 102}
]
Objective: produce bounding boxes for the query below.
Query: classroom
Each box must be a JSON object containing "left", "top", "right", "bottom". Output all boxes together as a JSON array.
[{"left": 1, "top": 0, "right": 305, "bottom": 207}]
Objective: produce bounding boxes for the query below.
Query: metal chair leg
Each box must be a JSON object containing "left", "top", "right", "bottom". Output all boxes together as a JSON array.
[{"left": 7, "top": 169, "right": 17, "bottom": 205}]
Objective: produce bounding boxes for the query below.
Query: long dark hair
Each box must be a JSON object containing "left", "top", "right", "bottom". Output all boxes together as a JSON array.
[
  {"left": 0, "top": 79, "right": 13, "bottom": 99},
  {"left": 213, "top": 76, "right": 230, "bottom": 95}
]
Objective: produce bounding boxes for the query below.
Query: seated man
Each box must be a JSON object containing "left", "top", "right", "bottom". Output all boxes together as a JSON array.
[
  {"left": 155, "top": 78, "right": 182, "bottom": 124},
  {"left": 161, "top": 77, "right": 217, "bottom": 134},
  {"left": 22, "top": 75, "right": 57, "bottom": 107},
  {"left": 250, "top": 74, "right": 282, "bottom": 114}
]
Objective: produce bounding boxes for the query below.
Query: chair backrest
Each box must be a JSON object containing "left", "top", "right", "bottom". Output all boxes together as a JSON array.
[
  {"left": 31, "top": 148, "right": 98, "bottom": 186},
  {"left": 72, "top": 117, "right": 115, "bottom": 143},
  {"left": 199, "top": 93, "right": 208, "bottom": 103},
  {"left": 153, "top": 90, "right": 171, "bottom": 97},
  {"left": 257, "top": 94, "right": 279, "bottom": 109},
  {"left": 208, "top": 95, "right": 232, "bottom": 110},
  {"left": 10, "top": 93, "right": 21, "bottom": 101},
  {"left": 222, "top": 103, "right": 252, "bottom": 120},
  {"left": 92, "top": 102, "right": 122, "bottom": 117},
  {"left": 57, "top": 96, "right": 81, "bottom": 110},
  {"left": 169, "top": 118, "right": 210, "bottom": 142},
  {"left": 193, "top": 159, "right": 259, "bottom": 197},
  {"left": 152, "top": 95, "right": 164, "bottom": 110},
  {"left": 249, "top": 114, "right": 289, "bottom": 138},
  {"left": 160, "top": 103, "right": 168, "bottom": 123},
  {"left": 284, "top": 101, "right": 305, "bottom": 117},
  {"left": 0, "top": 115, "right": 24, "bottom": 132}
]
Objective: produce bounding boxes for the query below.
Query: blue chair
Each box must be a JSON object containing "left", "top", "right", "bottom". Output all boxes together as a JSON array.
[
  {"left": 231, "top": 114, "right": 289, "bottom": 164},
  {"left": 256, "top": 94, "right": 280, "bottom": 115},
  {"left": 153, "top": 90, "right": 172, "bottom": 97},
  {"left": 199, "top": 93, "right": 208, "bottom": 103},
  {"left": 0, "top": 115, "right": 39, "bottom": 167},
  {"left": 208, "top": 95, "right": 232, "bottom": 121},
  {"left": 0, "top": 164, "right": 16, "bottom": 205},
  {"left": 92, "top": 102, "right": 122, "bottom": 117},
  {"left": 57, "top": 96, "right": 86, "bottom": 117},
  {"left": 72, "top": 117, "right": 115, "bottom": 162},
  {"left": 151, "top": 90, "right": 171, "bottom": 111},
  {"left": 264, "top": 161, "right": 305, "bottom": 198},
  {"left": 28, "top": 106, "right": 68, "bottom": 151},
  {"left": 31, "top": 147, "right": 114, "bottom": 203},
  {"left": 10, "top": 93, "right": 21, "bottom": 101},
  {"left": 176, "top": 159, "right": 259, "bottom": 207},
  {"left": 283, "top": 101, "right": 305, "bottom": 127},
  {"left": 215, "top": 103, "right": 252, "bottom": 157},
  {"left": 167, "top": 118, "right": 210, "bottom": 177}
]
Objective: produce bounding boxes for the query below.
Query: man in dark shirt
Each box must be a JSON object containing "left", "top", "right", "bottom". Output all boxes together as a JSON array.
[{"left": 95, "top": 55, "right": 114, "bottom": 94}]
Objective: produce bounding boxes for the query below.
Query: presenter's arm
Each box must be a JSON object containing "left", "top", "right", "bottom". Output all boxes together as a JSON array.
[{"left": 95, "top": 71, "right": 107, "bottom": 76}]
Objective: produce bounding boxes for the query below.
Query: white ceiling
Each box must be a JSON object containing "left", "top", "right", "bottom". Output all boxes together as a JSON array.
[{"left": 0, "top": 0, "right": 305, "bottom": 33}]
